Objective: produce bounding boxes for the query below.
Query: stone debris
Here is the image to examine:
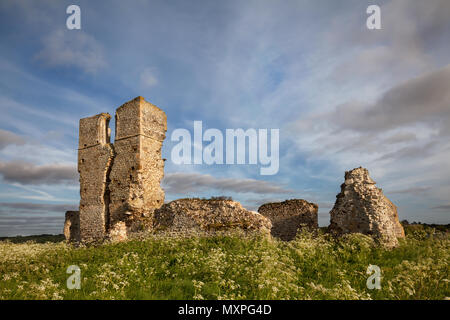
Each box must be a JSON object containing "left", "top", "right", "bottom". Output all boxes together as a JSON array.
[
  {"left": 76, "top": 96, "right": 166, "bottom": 243},
  {"left": 328, "top": 167, "right": 405, "bottom": 247},
  {"left": 63, "top": 211, "right": 80, "bottom": 242},
  {"left": 153, "top": 199, "right": 272, "bottom": 235},
  {"left": 258, "top": 199, "right": 318, "bottom": 241}
]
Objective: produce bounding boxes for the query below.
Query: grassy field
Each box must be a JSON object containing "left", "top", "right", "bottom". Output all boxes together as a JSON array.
[{"left": 0, "top": 225, "right": 448, "bottom": 300}]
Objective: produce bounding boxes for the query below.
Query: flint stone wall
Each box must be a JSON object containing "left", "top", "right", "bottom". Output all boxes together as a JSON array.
[
  {"left": 75, "top": 97, "right": 166, "bottom": 243},
  {"left": 258, "top": 199, "right": 318, "bottom": 241},
  {"left": 78, "top": 113, "right": 114, "bottom": 243},
  {"left": 109, "top": 97, "right": 167, "bottom": 238},
  {"left": 64, "top": 211, "right": 80, "bottom": 242},
  {"left": 328, "top": 167, "right": 405, "bottom": 247},
  {"left": 153, "top": 199, "right": 272, "bottom": 235}
]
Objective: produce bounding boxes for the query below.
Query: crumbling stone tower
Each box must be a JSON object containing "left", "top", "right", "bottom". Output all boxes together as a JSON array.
[
  {"left": 78, "top": 113, "right": 114, "bottom": 243},
  {"left": 108, "top": 97, "right": 167, "bottom": 239},
  {"left": 76, "top": 97, "right": 167, "bottom": 243}
]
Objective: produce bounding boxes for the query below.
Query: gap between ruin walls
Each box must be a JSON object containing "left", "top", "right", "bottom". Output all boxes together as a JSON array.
[
  {"left": 100, "top": 111, "right": 133, "bottom": 236},
  {"left": 96, "top": 109, "right": 120, "bottom": 234}
]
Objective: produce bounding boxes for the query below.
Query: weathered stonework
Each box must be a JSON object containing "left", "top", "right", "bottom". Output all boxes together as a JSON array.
[
  {"left": 64, "top": 211, "right": 80, "bottom": 242},
  {"left": 75, "top": 97, "right": 167, "bottom": 243},
  {"left": 69, "top": 97, "right": 412, "bottom": 247},
  {"left": 258, "top": 199, "right": 318, "bottom": 241},
  {"left": 153, "top": 199, "right": 272, "bottom": 235},
  {"left": 108, "top": 97, "right": 167, "bottom": 239},
  {"left": 328, "top": 167, "right": 405, "bottom": 247},
  {"left": 108, "top": 221, "right": 127, "bottom": 242},
  {"left": 78, "top": 113, "right": 114, "bottom": 243}
]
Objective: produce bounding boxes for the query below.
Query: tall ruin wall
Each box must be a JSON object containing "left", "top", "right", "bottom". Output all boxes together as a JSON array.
[
  {"left": 109, "top": 97, "right": 167, "bottom": 238},
  {"left": 76, "top": 97, "right": 167, "bottom": 243},
  {"left": 78, "top": 113, "right": 114, "bottom": 243}
]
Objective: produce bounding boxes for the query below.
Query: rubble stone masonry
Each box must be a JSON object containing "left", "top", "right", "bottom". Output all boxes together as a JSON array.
[
  {"left": 108, "top": 97, "right": 167, "bottom": 238},
  {"left": 78, "top": 113, "right": 114, "bottom": 243},
  {"left": 64, "top": 210, "right": 80, "bottom": 242},
  {"left": 75, "top": 97, "right": 167, "bottom": 243},
  {"left": 328, "top": 167, "right": 405, "bottom": 247},
  {"left": 258, "top": 199, "right": 318, "bottom": 241}
]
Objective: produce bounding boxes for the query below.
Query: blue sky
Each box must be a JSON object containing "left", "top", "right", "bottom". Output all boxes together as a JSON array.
[{"left": 0, "top": 0, "right": 449, "bottom": 236}]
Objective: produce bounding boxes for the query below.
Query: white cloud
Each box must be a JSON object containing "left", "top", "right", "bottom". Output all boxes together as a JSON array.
[
  {"left": 291, "top": 64, "right": 450, "bottom": 159},
  {"left": 0, "top": 202, "right": 77, "bottom": 212},
  {"left": 286, "top": 60, "right": 450, "bottom": 224},
  {"left": 325, "top": 0, "right": 450, "bottom": 86},
  {"left": 163, "top": 172, "right": 293, "bottom": 195},
  {"left": 35, "top": 30, "right": 107, "bottom": 73},
  {"left": 140, "top": 68, "right": 158, "bottom": 88}
]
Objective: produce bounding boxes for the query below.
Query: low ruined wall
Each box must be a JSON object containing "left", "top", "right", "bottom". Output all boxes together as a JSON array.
[
  {"left": 258, "top": 199, "right": 318, "bottom": 241},
  {"left": 153, "top": 199, "right": 272, "bottom": 235},
  {"left": 64, "top": 211, "right": 80, "bottom": 242}
]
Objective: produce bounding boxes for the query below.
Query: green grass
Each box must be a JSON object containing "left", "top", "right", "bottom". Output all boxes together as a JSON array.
[{"left": 0, "top": 225, "right": 448, "bottom": 300}]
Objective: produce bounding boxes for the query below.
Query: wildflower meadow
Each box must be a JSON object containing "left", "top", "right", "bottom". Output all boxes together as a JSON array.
[{"left": 0, "top": 225, "right": 448, "bottom": 300}]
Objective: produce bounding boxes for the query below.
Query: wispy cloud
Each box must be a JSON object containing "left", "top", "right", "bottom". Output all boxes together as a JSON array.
[
  {"left": 0, "top": 201, "right": 76, "bottom": 237},
  {"left": 140, "top": 68, "right": 158, "bottom": 88},
  {"left": 163, "top": 172, "right": 293, "bottom": 195},
  {"left": 35, "top": 30, "right": 107, "bottom": 73},
  {"left": 289, "top": 64, "right": 450, "bottom": 178},
  {"left": 389, "top": 186, "right": 431, "bottom": 195},
  {"left": 0, "top": 160, "right": 77, "bottom": 185},
  {"left": 329, "top": 65, "right": 450, "bottom": 135},
  {"left": 0, "top": 202, "right": 77, "bottom": 213},
  {"left": 294, "top": 64, "right": 450, "bottom": 139},
  {"left": 326, "top": 0, "right": 450, "bottom": 85},
  {"left": 0, "top": 129, "right": 25, "bottom": 150},
  {"left": 432, "top": 205, "right": 450, "bottom": 211}
]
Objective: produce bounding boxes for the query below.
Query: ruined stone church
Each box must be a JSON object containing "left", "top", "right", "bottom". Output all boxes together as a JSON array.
[{"left": 65, "top": 96, "right": 404, "bottom": 247}]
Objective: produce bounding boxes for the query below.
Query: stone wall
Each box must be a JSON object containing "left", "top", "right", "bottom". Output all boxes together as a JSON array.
[
  {"left": 258, "top": 199, "right": 318, "bottom": 241},
  {"left": 76, "top": 97, "right": 166, "bottom": 243},
  {"left": 108, "top": 97, "right": 167, "bottom": 238},
  {"left": 153, "top": 199, "right": 272, "bottom": 235},
  {"left": 328, "top": 167, "right": 405, "bottom": 247},
  {"left": 78, "top": 113, "right": 114, "bottom": 243},
  {"left": 63, "top": 211, "right": 80, "bottom": 242}
]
